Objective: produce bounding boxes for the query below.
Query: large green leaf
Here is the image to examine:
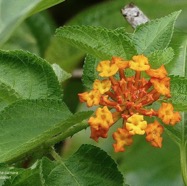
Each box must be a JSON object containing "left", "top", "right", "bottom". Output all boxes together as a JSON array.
[
  {"left": 0, "top": 99, "right": 71, "bottom": 163},
  {"left": 0, "top": 98, "right": 92, "bottom": 163},
  {"left": 41, "top": 145, "right": 123, "bottom": 186},
  {"left": 0, "top": 50, "right": 62, "bottom": 111},
  {"left": 3, "top": 145, "right": 123, "bottom": 186},
  {"left": 55, "top": 26, "right": 136, "bottom": 60},
  {"left": 132, "top": 11, "right": 181, "bottom": 55},
  {"left": 0, "top": 0, "right": 64, "bottom": 46}
]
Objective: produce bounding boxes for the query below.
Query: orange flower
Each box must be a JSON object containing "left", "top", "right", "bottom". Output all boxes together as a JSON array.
[
  {"left": 150, "top": 77, "right": 171, "bottom": 97},
  {"left": 113, "top": 128, "right": 133, "bottom": 152},
  {"left": 126, "top": 114, "right": 147, "bottom": 135},
  {"left": 88, "top": 106, "right": 114, "bottom": 130},
  {"left": 158, "top": 103, "right": 181, "bottom": 125},
  {"left": 78, "top": 55, "right": 181, "bottom": 152},
  {"left": 129, "top": 55, "right": 150, "bottom": 71},
  {"left": 90, "top": 127, "right": 109, "bottom": 142},
  {"left": 97, "top": 60, "right": 118, "bottom": 77},
  {"left": 78, "top": 89, "right": 101, "bottom": 107},
  {"left": 93, "top": 79, "right": 111, "bottom": 94},
  {"left": 146, "top": 65, "right": 168, "bottom": 79},
  {"left": 145, "top": 120, "right": 164, "bottom": 148},
  {"left": 111, "top": 56, "right": 129, "bottom": 69}
]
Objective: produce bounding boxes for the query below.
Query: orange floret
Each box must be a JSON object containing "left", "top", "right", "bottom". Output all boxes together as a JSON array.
[
  {"left": 111, "top": 56, "right": 129, "bottom": 69},
  {"left": 129, "top": 55, "right": 150, "bottom": 71},
  {"left": 78, "top": 89, "right": 101, "bottom": 107},
  {"left": 150, "top": 77, "right": 171, "bottom": 97},
  {"left": 113, "top": 128, "right": 133, "bottom": 152},
  {"left": 90, "top": 126, "right": 109, "bottom": 142},
  {"left": 126, "top": 114, "right": 147, "bottom": 135},
  {"left": 97, "top": 60, "right": 118, "bottom": 77},
  {"left": 93, "top": 79, "right": 111, "bottom": 94},
  {"left": 145, "top": 120, "right": 164, "bottom": 148},
  {"left": 88, "top": 106, "right": 114, "bottom": 130},
  {"left": 158, "top": 103, "right": 181, "bottom": 125},
  {"left": 146, "top": 65, "right": 168, "bottom": 79}
]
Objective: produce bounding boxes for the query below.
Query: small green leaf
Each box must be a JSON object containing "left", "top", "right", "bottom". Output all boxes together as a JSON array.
[
  {"left": 41, "top": 145, "right": 124, "bottom": 186},
  {"left": 0, "top": 50, "right": 62, "bottom": 111},
  {"left": 148, "top": 47, "right": 174, "bottom": 68},
  {"left": 82, "top": 55, "right": 100, "bottom": 89},
  {"left": 0, "top": 0, "right": 64, "bottom": 46},
  {"left": 51, "top": 64, "right": 72, "bottom": 83},
  {"left": 55, "top": 26, "right": 136, "bottom": 60},
  {"left": 132, "top": 11, "right": 181, "bottom": 55},
  {"left": 170, "top": 76, "right": 187, "bottom": 111}
]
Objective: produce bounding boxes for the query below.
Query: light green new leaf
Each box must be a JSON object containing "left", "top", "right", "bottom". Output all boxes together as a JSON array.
[
  {"left": 132, "top": 11, "right": 181, "bottom": 55},
  {"left": 55, "top": 26, "right": 137, "bottom": 60},
  {"left": 41, "top": 145, "right": 123, "bottom": 186},
  {"left": 0, "top": 50, "right": 62, "bottom": 111},
  {"left": 0, "top": 0, "right": 64, "bottom": 46},
  {"left": 0, "top": 99, "right": 92, "bottom": 163}
]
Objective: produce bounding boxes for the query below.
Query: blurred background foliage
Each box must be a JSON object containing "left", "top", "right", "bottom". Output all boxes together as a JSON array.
[{"left": 2, "top": 0, "right": 187, "bottom": 185}]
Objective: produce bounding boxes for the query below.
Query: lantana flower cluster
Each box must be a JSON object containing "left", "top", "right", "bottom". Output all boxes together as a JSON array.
[{"left": 78, "top": 55, "right": 181, "bottom": 152}]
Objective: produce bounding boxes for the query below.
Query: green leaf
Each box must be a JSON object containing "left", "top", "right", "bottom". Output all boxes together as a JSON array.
[
  {"left": 41, "top": 145, "right": 123, "bottom": 186},
  {"left": 0, "top": 99, "right": 92, "bottom": 163},
  {"left": 0, "top": 50, "right": 62, "bottom": 111},
  {"left": 170, "top": 76, "right": 187, "bottom": 111},
  {"left": 46, "top": 0, "right": 187, "bottom": 72},
  {"left": 132, "top": 11, "right": 181, "bottom": 55},
  {"left": 148, "top": 47, "right": 174, "bottom": 68},
  {"left": 0, "top": 99, "right": 72, "bottom": 163},
  {"left": 82, "top": 55, "right": 100, "bottom": 89},
  {"left": 25, "top": 12, "right": 56, "bottom": 56},
  {"left": 2, "top": 162, "right": 42, "bottom": 186},
  {"left": 2, "top": 11, "right": 55, "bottom": 57},
  {"left": 51, "top": 64, "right": 71, "bottom": 83},
  {"left": 55, "top": 26, "right": 136, "bottom": 60},
  {"left": 167, "top": 31, "right": 187, "bottom": 76},
  {"left": 4, "top": 145, "right": 123, "bottom": 185},
  {"left": 0, "top": 0, "right": 64, "bottom": 46}
]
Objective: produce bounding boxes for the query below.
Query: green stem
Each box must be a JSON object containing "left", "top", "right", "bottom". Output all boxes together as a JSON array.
[
  {"left": 180, "top": 112, "right": 187, "bottom": 185},
  {"left": 50, "top": 146, "right": 62, "bottom": 162},
  {"left": 180, "top": 142, "right": 187, "bottom": 185},
  {"left": 45, "top": 121, "right": 88, "bottom": 148}
]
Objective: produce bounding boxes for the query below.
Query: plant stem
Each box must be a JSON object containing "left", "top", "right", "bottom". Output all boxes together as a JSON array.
[
  {"left": 50, "top": 146, "right": 62, "bottom": 162},
  {"left": 180, "top": 112, "right": 187, "bottom": 185},
  {"left": 180, "top": 142, "right": 187, "bottom": 185}
]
